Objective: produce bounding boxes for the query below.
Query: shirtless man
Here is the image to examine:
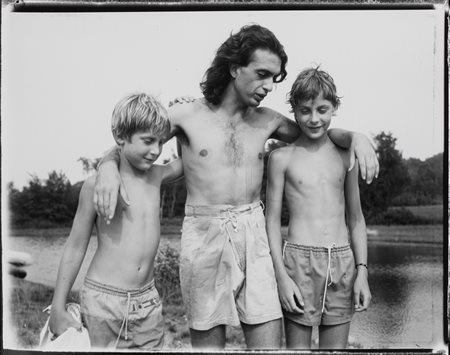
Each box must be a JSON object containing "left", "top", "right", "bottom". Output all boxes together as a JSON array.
[{"left": 94, "top": 25, "right": 378, "bottom": 349}]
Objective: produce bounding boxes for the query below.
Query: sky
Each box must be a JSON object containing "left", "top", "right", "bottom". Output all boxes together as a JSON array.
[{"left": 2, "top": 7, "right": 445, "bottom": 189}]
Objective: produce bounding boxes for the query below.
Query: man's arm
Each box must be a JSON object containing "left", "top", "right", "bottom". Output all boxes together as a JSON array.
[
  {"left": 329, "top": 128, "right": 379, "bottom": 184},
  {"left": 167, "top": 101, "right": 184, "bottom": 142},
  {"left": 345, "top": 162, "right": 371, "bottom": 312},
  {"left": 161, "top": 158, "right": 184, "bottom": 184},
  {"left": 269, "top": 112, "right": 301, "bottom": 143},
  {"left": 265, "top": 150, "right": 304, "bottom": 314},
  {"left": 94, "top": 146, "right": 128, "bottom": 221},
  {"left": 49, "top": 178, "right": 97, "bottom": 336}
]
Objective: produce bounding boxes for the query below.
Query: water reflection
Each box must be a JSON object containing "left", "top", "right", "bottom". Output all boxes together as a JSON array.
[{"left": 350, "top": 243, "right": 443, "bottom": 348}]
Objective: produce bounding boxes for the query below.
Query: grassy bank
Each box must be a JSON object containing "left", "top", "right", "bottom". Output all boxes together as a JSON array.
[
  {"left": 6, "top": 278, "right": 55, "bottom": 348},
  {"left": 389, "top": 204, "right": 443, "bottom": 221}
]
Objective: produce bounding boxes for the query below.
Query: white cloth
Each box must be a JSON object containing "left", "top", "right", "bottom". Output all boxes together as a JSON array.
[{"left": 39, "top": 303, "right": 91, "bottom": 351}]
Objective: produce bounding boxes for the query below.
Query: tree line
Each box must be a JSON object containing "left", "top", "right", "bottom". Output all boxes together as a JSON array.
[{"left": 7, "top": 131, "right": 443, "bottom": 228}]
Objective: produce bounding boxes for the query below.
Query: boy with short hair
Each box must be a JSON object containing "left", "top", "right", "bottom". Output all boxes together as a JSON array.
[
  {"left": 266, "top": 67, "right": 371, "bottom": 349},
  {"left": 49, "top": 93, "right": 183, "bottom": 350}
]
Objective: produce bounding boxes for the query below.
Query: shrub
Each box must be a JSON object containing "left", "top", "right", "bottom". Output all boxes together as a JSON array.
[{"left": 154, "top": 243, "right": 182, "bottom": 304}]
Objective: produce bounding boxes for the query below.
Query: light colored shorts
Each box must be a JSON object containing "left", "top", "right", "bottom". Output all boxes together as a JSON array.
[
  {"left": 180, "top": 201, "right": 283, "bottom": 330},
  {"left": 282, "top": 242, "right": 356, "bottom": 326},
  {"left": 80, "top": 277, "right": 165, "bottom": 350}
]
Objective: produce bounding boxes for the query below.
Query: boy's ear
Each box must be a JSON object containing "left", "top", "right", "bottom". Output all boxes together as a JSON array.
[{"left": 114, "top": 133, "right": 126, "bottom": 146}]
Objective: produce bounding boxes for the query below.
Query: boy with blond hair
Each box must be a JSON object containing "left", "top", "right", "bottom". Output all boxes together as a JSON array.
[
  {"left": 266, "top": 67, "right": 371, "bottom": 349},
  {"left": 49, "top": 93, "right": 183, "bottom": 350}
]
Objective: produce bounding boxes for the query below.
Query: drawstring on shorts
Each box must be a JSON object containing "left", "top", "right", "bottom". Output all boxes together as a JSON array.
[
  {"left": 219, "top": 209, "right": 243, "bottom": 270},
  {"left": 321, "top": 243, "right": 336, "bottom": 313},
  {"left": 115, "top": 292, "right": 131, "bottom": 348}
]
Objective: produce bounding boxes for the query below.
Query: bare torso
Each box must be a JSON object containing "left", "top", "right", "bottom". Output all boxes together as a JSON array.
[
  {"left": 283, "top": 139, "right": 351, "bottom": 246},
  {"left": 87, "top": 168, "right": 163, "bottom": 289},
  {"left": 171, "top": 98, "right": 284, "bottom": 205}
]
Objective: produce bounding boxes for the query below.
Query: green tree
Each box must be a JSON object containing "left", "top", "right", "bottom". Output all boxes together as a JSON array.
[
  {"left": 8, "top": 171, "right": 76, "bottom": 228},
  {"left": 392, "top": 153, "right": 443, "bottom": 206},
  {"left": 42, "top": 171, "right": 73, "bottom": 223},
  {"left": 359, "top": 131, "right": 410, "bottom": 219}
]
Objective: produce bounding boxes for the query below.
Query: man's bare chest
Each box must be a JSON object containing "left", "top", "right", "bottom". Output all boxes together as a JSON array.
[{"left": 178, "top": 118, "right": 268, "bottom": 166}]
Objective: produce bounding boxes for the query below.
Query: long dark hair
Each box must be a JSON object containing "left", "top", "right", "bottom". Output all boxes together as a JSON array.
[{"left": 200, "top": 24, "right": 288, "bottom": 105}]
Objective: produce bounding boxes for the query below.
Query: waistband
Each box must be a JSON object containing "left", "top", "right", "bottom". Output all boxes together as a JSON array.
[
  {"left": 283, "top": 241, "right": 351, "bottom": 254},
  {"left": 83, "top": 277, "right": 155, "bottom": 297},
  {"left": 185, "top": 201, "right": 264, "bottom": 217}
]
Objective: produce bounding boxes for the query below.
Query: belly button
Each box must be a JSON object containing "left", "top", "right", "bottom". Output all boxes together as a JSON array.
[
  {"left": 138, "top": 267, "right": 141, "bottom": 271},
  {"left": 199, "top": 149, "right": 208, "bottom": 157}
]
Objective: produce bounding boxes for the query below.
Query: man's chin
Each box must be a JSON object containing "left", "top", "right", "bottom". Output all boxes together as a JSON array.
[{"left": 249, "top": 99, "right": 262, "bottom": 108}]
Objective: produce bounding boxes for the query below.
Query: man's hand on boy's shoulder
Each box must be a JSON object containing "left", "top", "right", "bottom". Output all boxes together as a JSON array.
[
  {"left": 349, "top": 132, "right": 379, "bottom": 184},
  {"left": 168, "top": 95, "right": 196, "bottom": 107},
  {"left": 93, "top": 161, "right": 129, "bottom": 222}
]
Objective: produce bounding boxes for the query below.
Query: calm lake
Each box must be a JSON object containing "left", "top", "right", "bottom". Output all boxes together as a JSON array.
[{"left": 5, "top": 235, "right": 445, "bottom": 350}]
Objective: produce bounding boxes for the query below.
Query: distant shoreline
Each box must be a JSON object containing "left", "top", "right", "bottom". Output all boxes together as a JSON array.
[
  {"left": 8, "top": 223, "right": 444, "bottom": 245},
  {"left": 367, "top": 238, "right": 443, "bottom": 245},
  {"left": 365, "top": 224, "right": 444, "bottom": 245}
]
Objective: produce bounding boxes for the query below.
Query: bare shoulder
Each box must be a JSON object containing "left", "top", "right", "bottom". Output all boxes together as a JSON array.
[
  {"left": 169, "top": 98, "right": 206, "bottom": 123},
  {"left": 254, "top": 106, "right": 288, "bottom": 123},
  {"left": 255, "top": 107, "right": 299, "bottom": 142},
  {"left": 268, "top": 145, "right": 295, "bottom": 167}
]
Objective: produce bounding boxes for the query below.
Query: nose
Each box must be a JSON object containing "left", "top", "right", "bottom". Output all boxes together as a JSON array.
[
  {"left": 310, "top": 111, "right": 320, "bottom": 124},
  {"left": 150, "top": 143, "right": 161, "bottom": 157},
  {"left": 262, "top": 78, "right": 274, "bottom": 93}
]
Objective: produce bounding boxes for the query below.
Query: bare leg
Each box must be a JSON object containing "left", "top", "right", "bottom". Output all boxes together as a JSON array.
[
  {"left": 241, "top": 318, "right": 282, "bottom": 349},
  {"left": 190, "top": 325, "right": 226, "bottom": 349},
  {"left": 284, "top": 317, "right": 313, "bottom": 349},
  {"left": 318, "top": 322, "right": 351, "bottom": 349}
]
